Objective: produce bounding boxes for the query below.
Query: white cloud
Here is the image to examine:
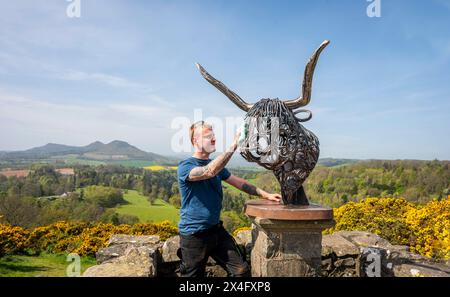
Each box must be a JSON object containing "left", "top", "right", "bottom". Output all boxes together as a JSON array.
[
  {"left": 61, "top": 70, "right": 149, "bottom": 89},
  {"left": 0, "top": 47, "right": 155, "bottom": 90}
]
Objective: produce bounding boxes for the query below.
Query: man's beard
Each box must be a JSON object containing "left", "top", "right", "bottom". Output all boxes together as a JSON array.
[{"left": 204, "top": 144, "right": 216, "bottom": 154}]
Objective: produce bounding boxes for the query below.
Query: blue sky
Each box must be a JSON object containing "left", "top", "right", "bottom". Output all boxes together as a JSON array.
[{"left": 0, "top": 0, "right": 449, "bottom": 160}]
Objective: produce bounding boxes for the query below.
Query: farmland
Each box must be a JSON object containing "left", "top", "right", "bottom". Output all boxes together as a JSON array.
[{"left": 114, "top": 190, "right": 180, "bottom": 225}]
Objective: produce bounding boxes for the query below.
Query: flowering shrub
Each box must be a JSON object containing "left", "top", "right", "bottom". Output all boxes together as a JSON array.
[
  {"left": 325, "top": 197, "right": 450, "bottom": 260},
  {"left": 405, "top": 199, "right": 450, "bottom": 259},
  {"left": 0, "top": 220, "right": 178, "bottom": 257},
  {"left": 27, "top": 221, "right": 90, "bottom": 254},
  {"left": 2, "top": 199, "right": 448, "bottom": 260},
  {"left": 0, "top": 224, "right": 30, "bottom": 257},
  {"left": 233, "top": 226, "right": 252, "bottom": 237}
]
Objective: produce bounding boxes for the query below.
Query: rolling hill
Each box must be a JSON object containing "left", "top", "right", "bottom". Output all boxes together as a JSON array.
[
  {"left": 0, "top": 140, "right": 178, "bottom": 165},
  {"left": 1, "top": 141, "right": 367, "bottom": 169}
]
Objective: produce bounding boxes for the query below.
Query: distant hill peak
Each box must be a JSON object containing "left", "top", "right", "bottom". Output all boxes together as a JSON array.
[
  {"left": 85, "top": 141, "right": 105, "bottom": 150},
  {"left": 107, "top": 140, "right": 133, "bottom": 147},
  {"left": 88, "top": 141, "right": 104, "bottom": 146},
  {"left": 108, "top": 140, "right": 128, "bottom": 145}
]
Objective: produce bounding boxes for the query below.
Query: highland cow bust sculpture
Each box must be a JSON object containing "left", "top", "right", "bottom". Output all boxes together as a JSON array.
[{"left": 196, "top": 40, "right": 330, "bottom": 206}]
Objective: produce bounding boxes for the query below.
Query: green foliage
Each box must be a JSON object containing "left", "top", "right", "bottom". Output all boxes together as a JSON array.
[
  {"left": 83, "top": 185, "right": 125, "bottom": 208},
  {"left": 304, "top": 160, "right": 450, "bottom": 207},
  {"left": 169, "top": 194, "right": 181, "bottom": 208},
  {"left": 74, "top": 164, "right": 142, "bottom": 189},
  {"left": 1, "top": 160, "right": 448, "bottom": 236},
  {"left": 142, "top": 170, "right": 177, "bottom": 203},
  {"left": 0, "top": 196, "right": 40, "bottom": 228},
  {"left": 221, "top": 210, "right": 250, "bottom": 233}
]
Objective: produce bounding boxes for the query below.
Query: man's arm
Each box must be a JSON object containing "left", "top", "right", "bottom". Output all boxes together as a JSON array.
[
  {"left": 224, "top": 175, "right": 281, "bottom": 202},
  {"left": 187, "top": 137, "right": 238, "bottom": 182}
]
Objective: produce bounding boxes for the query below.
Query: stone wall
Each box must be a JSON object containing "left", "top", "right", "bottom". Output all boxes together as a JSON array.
[
  {"left": 321, "top": 231, "right": 450, "bottom": 277},
  {"left": 83, "top": 231, "right": 449, "bottom": 277}
]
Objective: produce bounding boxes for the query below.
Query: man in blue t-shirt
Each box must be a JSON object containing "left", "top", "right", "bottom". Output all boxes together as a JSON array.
[{"left": 177, "top": 120, "right": 281, "bottom": 277}]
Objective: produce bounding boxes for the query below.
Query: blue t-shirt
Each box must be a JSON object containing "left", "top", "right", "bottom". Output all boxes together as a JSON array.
[{"left": 177, "top": 156, "right": 231, "bottom": 235}]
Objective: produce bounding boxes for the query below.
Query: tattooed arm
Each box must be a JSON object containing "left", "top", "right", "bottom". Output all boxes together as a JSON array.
[
  {"left": 224, "top": 175, "right": 281, "bottom": 202},
  {"left": 187, "top": 134, "right": 239, "bottom": 182}
]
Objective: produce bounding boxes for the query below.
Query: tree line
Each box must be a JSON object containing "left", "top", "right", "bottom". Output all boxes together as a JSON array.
[{"left": 1, "top": 159, "right": 448, "bottom": 231}]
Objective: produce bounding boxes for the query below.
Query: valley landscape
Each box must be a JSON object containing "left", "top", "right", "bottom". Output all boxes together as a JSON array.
[{"left": 0, "top": 140, "right": 448, "bottom": 276}]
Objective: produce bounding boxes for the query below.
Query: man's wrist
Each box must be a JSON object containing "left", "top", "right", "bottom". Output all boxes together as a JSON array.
[
  {"left": 257, "top": 188, "right": 267, "bottom": 198},
  {"left": 229, "top": 141, "right": 238, "bottom": 152}
]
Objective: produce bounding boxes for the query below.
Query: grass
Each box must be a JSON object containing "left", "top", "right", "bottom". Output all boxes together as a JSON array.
[
  {"left": 115, "top": 190, "right": 180, "bottom": 225},
  {"left": 0, "top": 253, "right": 96, "bottom": 277}
]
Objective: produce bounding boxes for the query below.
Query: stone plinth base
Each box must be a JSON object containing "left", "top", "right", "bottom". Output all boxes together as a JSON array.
[{"left": 245, "top": 199, "right": 335, "bottom": 277}]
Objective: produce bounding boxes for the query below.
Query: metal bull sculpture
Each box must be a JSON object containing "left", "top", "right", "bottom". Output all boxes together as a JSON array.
[{"left": 196, "top": 40, "right": 330, "bottom": 205}]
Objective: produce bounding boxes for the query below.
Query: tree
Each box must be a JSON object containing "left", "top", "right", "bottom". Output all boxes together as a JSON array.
[
  {"left": 83, "top": 185, "right": 125, "bottom": 208},
  {"left": 340, "top": 194, "right": 349, "bottom": 204},
  {"left": 0, "top": 195, "right": 40, "bottom": 228},
  {"left": 169, "top": 194, "right": 181, "bottom": 208},
  {"left": 148, "top": 195, "right": 157, "bottom": 205}
]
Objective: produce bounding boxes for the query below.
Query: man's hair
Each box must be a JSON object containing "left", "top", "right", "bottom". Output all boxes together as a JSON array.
[{"left": 190, "top": 120, "right": 213, "bottom": 145}]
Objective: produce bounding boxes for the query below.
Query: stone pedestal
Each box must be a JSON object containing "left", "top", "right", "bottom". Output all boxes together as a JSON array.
[{"left": 244, "top": 200, "right": 334, "bottom": 277}]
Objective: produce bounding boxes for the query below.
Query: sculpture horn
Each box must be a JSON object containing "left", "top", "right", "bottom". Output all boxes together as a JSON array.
[
  {"left": 284, "top": 40, "right": 330, "bottom": 109},
  {"left": 196, "top": 63, "right": 253, "bottom": 112}
]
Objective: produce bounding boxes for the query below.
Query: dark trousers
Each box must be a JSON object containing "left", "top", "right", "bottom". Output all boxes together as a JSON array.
[{"left": 179, "top": 222, "right": 251, "bottom": 277}]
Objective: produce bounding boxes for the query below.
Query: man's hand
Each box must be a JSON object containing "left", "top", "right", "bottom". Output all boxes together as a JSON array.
[
  {"left": 231, "top": 128, "right": 241, "bottom": 149},
  {"left": 261, "top": 192, "right": 281, "bottom": 202}
]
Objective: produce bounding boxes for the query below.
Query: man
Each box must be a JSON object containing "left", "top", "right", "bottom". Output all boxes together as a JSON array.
[{"left": 177, "top": 120, "right": 281, "bottom": 277}]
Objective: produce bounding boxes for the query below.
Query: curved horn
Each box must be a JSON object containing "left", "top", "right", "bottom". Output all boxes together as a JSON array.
[
  {"left": 284, "top": 40, "right": 330, "bottom": 109},
  {"left": 196, "top": 63, "right": 253, "bottom": 112}
]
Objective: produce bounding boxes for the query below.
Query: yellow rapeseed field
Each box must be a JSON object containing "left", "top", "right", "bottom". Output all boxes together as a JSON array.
[{"left": 143, "top": 165, "right": 178, "bottom": 171}]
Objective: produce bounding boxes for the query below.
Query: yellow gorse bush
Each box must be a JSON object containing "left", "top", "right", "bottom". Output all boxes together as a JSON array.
[
  {"left": 0, "top": 224, "right": 30, "bottom": 257},
  {"left": 1, "top": 220, "right": 178, "bottom": 256},
  {"left": 325, "top": 197, "right": 450, "bottom": 260},
  {"left": 1, "top": 198, "right": 448, "bottom": 260},
  {"left": 232, "top": 226, "right": 252, "bottom": 237},
  {"left": 405, "top": 199, "right": 450, "bottom": 259}
]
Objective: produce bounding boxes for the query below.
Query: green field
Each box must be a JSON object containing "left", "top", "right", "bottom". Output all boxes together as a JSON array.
[
  {"left": 115, "top": 190, "right": 180, "bottom": 225},
  {"left": 0, "top": 253, "right": 96, "bottom": 277},
  {"left": 56, "top": 155, "right": 106, "bottom": 166},
  {"left": 108, "top": 160, "right": 158, "bottom": 167}
]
